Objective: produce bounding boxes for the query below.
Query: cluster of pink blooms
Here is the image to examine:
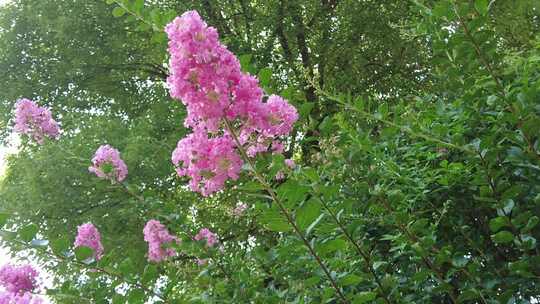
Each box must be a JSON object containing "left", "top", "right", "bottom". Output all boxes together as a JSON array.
[
  {"left": 0, "top": 264, "right": 42, "bottom": 304},
  {"left": 0, "top": 265, "right": 38, "bottom": 294},
  {"left": 232, "top": 202, "right": 248, "bottom": 216},
  {"left": 285, "top": 159, "right": 296, "bottom": 169},
  {"left": 143, "top": 220, "right": 179, "bottom": 262},
  {"left": 13, "top": 98, "right": 60, "bottom": 144},
  {"left": 88, "top": 145, "right": 128, "bottom": 183},
  {"left": 194, "top": 228, "right": 219, "bottom": 266},
  {"left": 171, "top": 133, "right": 242, "bottom": 196},
  {"left": 167, "top": 11, "right": 298, "bottom": 196},
  {"left": 194, "top": 228, "right": 218, "bottom": 248},
  {"left": 74, "top": 223, "right": 104, "bottom": 261}
]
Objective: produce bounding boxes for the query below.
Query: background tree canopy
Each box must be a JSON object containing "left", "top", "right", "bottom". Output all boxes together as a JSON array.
[{"left": 0, "top": 0, "right": 539, "bottom": 303}]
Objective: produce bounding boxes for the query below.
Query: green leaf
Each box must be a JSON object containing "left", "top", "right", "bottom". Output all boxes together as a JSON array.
[
  {"left": 302, "top": 167, "right": 319, "bottom": 182},
  {"left": 508, "top": 260, "right": 533, "bottom": 278},
  {"left": 522, "top": 216, "right": 539, "bottom": 232},
  {"left": 319, "top": 239, "right": 347, "bottom": 255},
  {"left": 277, "top": 180, "right": 309, "bottom": 207},
  {"left": 133, "top": 0, "right": 144, "bottom": 13},
  {"left": 51, "top": 237, "right": 71, "bottom": 255},
  {"left": 489, "top": 216, "right": 510, "bottom": 232},
  {"left": 142, "top": 264, "right": 158, "bottom": 284},
  {"left": 432, "top": 2, "right": 451, "bottom": 18},
  {"left": 296, "top": 200, "right": 322, "bottom": 230},
  {"left": 475, "top": 0, "right": 489, "bottom": 15},
  {"left": 373, "top": 261, "right": 387, "bottom": 271},
  {"left": 269, "top": 154, "right": 285, "bottom": 177},
  {"left": 299, "top": 102, "right": 315, "bottom": 119},
  {"left": 128, "top": 289, "right": 145, "bottom": 303},
  {"left": 112, "top": 6, "right": 126, "bottom": 17},
  {"left": 18, "top": 224, "right": 38, "bottom": 242},
  {"left": 151, "top": 32, "right": 167, "bottom": 44},
  {"left": 458, "top": 289, "right": 481, "bottom": 302},
  {"left": 306, "top": 214, "right": 325, "bottom": 236},
  {"left": 491, "top": 231, "right": 514, "bottom": 244},
  {"left": 412, "top": 270, "right": 430, "bottom": 283},
  {"left": 239, "top": 54, "right": 252, "bottom": 72},
  {"left": 304, "top": 276, "right": 321, "bottom": 287},
  {"left": 260, "top": 208, "right": 291, "bottom": 232},
  {"left": 353, "top": 291, "right": 377, "bottom": 304},
  {"left": 258, "top": 68, "right": 272, "bottom": 87},
  {"left": 340, "top": 274, "right": 363, "bottom": 286},
  {"left": 119, "top": 257, "right": 135, "bottom": 275},
  {"left": 318, "top": 116, "right": 335, "bottom": 136},
  {"left": 519, "top": 235, "right": 536, "bottom": 250},
  {"left": 0, "top": 213, "right": 9, "bottom": 228},
  {"left": 502, "top": 199, "right": 515, "bottom": 215},
  {"left": 75, "top": 246, "right": 94, "bottom": 261},
  {"left": 237, "top": 181, "right": 264, "bottom": 192},
  {"left": 265, "top": 219, "right": 290, "bottom": 232},
  {"left": 112, "top": 294, "right": 125, "bottom": 304}
]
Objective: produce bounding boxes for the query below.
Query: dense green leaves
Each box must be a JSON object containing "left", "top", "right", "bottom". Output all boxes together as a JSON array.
[{"left": 0, "top": 0, "right": 539, "bottom": 303}]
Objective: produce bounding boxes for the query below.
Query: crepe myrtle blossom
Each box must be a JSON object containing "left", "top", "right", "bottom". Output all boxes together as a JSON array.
[
  {"left": 285, "top": 159, "right": 296, "bottom": 169},
  {"left": 259, "top": 95, "right": 298, "bottom": 137},
  {"left": 88, "top": 145, "right": 128, "bottom": 183},
  {"left": 232, "top": 202, "right": 248, "bottom": 216},
  {"left": 74, "top": 223, "right": 104, "bottom": 261},
  {"left": 143, "top": 220, "right": 179, "bottom": 262},
  {"left": 194, "top": 228, "right": 218, "bottom": 248},
  {"left": 166, "top": 10, "right": 254, "bottom": 131},
  {"left": 165, "top": 11, "right": 298, "bottom": 137},
  {"left": 171, "top": 132, "right": 242, "bottom": 196},
  {"left": 166, "top": 11, "right": 299, "bottom": 196},
  {"left": 13, "top": 98, "right": 60, "bottom": 144},
  {"left": 0, "top": 264, "right": 39, "bottom": 294}
]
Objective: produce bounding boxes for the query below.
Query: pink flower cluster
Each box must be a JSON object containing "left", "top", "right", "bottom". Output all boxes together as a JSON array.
[
  {"left": 232, "top": 203, "right": 248, "bottom": 216},
  {"left": 285, "top": 159, "right": 296, "bottom": 169},
  {"left": 74, "top": 223, "right": 104, "bottom": 261},
  {"left": 88, "top": 145, "right": 128, "bottom": 183},
  {"left": 0, "top": 265, "right": 38, "bottom": 294},
  {"left": 0, "top": 264, "right": 42, "bottom": 304},
  {"left": 13, "top": 98, "right": 60, "bottom": 144},
  {"left": 172, "top": 133, "right": 242, "bottom": 196},
  {"left": 167, "top": 11, "right": 298, "bottom": 196},
  {"left": 143, "top": 220, "right": 179, "bottom": 262},
  {"left": 194, "top": 228, "right": 218, "bottom": 248}
]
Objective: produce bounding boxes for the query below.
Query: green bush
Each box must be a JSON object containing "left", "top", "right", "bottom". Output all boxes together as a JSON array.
[{"left": 0, "top": 0, "right": 539, "bottom": 303}]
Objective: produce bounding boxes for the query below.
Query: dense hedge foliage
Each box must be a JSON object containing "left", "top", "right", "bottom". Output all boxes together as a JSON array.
[{"left": 0, "top": 0, "right": 539, "bottom": 303}]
